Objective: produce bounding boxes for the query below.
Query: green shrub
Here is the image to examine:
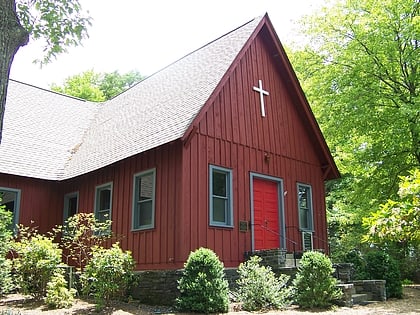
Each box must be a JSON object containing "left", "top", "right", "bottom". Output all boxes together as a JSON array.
[
  {"left": 13, "top": 229, "right": 62, "bottom": 299},
  {"left": 176, "top": 247, "right": 229, "bottom": 313},
  {"left": 402, "top": 278, "right": 414, "bottom": 285},
  {"left": 0, "top": 201, "right": 14, "bottom": 295},
  {"left": 80, "top": 243, "right": 135, "bottom": 307},
  {"left": 236, "top": 256, "right": 292, "bottom": 311},
  {"left": 45, "top": 270, "right": 76, "bottom": 309},
  {"left": 365, "top": 250, "right": 402, "bottom": 298},
  {"left": 292, "top": 251, "right": 342, "bottom": 308},
  {"left": 344, "top": 249, "right": 368, "bottom": 280}
]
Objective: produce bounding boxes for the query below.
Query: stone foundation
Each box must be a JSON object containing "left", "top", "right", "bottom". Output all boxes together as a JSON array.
[
  {"left": 130, "top": 268, "right": 241, "bottom": 305},
  {"left": 130, "top": 270, "right": 182, "bottom": 305},
  {"left": 130, "top": 266, "right": 297, "bottom": 305},
  {"left": 129, "top": 266, "right": 386, "bottom": 306}
]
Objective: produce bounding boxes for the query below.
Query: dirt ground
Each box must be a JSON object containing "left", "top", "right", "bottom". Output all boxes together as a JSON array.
[{"left": 1, "top": 286, "right": 419, "bottom": 315}]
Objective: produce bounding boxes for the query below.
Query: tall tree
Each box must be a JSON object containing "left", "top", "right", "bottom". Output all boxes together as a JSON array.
[
  {"left": 288, "top": 0, "right": 419, "bottom": 257},
  {"left": 51, "top": 69, "right": 144, "bottom": 101},
  {"left": 0, "top": 0, "right": 91, "bottom": 142}
]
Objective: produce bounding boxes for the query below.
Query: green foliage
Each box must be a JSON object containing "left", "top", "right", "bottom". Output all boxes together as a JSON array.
[
  {"left": 99, "top": 70, "right": 144, "bottom": 100},
  {"left": 51, "top": 69, "right": 144, "bottom": 101},
  {"left": 51, "top": 70, "right": 106, "bottom": 101},
  {"left": 343, "top": 250, "right": 368, "bottom": 280},
  {"left": 365, "top": 250, "right": 402, "bottom": 298},
  {"left": 402, "top": 278, "right": 414, "bottom": 285},
  {"left": 0, "top": 200, "right": 14, "bottom": 295},
  {"left": 58, "top": 212, "right": 112, "bottom": 270},
  {"left": 292, "top": 251, "right": 342, "bottom": 308},
  {"left": 12, "top": 227, "right": 62, "bottom": 299},
  {"left": 16, "top": 0, "right": 92, "bottom": 65},
  {"left": 176, "top": 247, "right": 229, "bottom": 313},
  {"left": 289, "top": 0, "right": 420, "bottom": 261},
  {"left": 364, "top": 169, "right": 420, "bottom": 246},
  {"left": 236, "top": 256, "right": 292, "bottom": 311},
  {"left": 45, "top": 270, "right": 76, "bottom": 309},
  {"left": 80, "top": 243, "right": 135, "bottom": 307}
]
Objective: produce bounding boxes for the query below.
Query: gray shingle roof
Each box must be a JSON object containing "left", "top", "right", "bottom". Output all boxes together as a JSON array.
[
  {"left": 1, "top": 16, "right": 262, "bottom": 181},
  {"left": 0, "top": 81, "right": 99, "bottom": 180}
]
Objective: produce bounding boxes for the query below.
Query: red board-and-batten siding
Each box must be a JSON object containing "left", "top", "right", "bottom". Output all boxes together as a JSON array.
[
  {"left": 181, "top": 26, "right": 329, "bottom": 268},
  {"left": 0, "top": 174, "right": 62, "bottom": 232},
  {"left": 60, "top": 142, "right": 184, "bottom": 271}
]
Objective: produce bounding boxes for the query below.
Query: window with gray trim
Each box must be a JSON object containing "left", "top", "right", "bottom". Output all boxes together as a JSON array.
[
  {"left": 133, "top": 169, "right": 155, "bottom": 230},
  {"left": 297, "top": 184, "right": 313, "bottom": 231},
  {"left": 209, "top": 165, "right": 233, "bottom": 227},
  {"left": 0, "top": 187, "right": 20, "bottom": 230},
  {"left": 95, "top": 183, "right": 112, "bottom": 224},
  {"left": 63, "top": 192, "right": 78, "bottom": 223}
]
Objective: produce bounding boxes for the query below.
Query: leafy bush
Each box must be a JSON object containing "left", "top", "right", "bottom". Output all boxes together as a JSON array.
[
  {"left": 292, "top": 251, "right": 342, "bottom": 308},
  {"left": 0, "top": 201, "right": 14, "bottom": 295},
  {"left": 80, "top": 243, "right": 135, "bottom": 307},
  {"left": 365, "top": 250, "right": 402, "bottom": 298},
  {"left": 13, "top": 228, "right": 62, "bottom": 299},
  {"left": 176, "top": 247, "right": 229, "bottom": 313},
  {"left": 45, "top": 270, "right": 76, "bottom": 309},
  {"left": 236, "top": 256, "right": 292, "bottom": 311},
  {"left": 58, "top": 212, "right": 112, "bottom": 270},
  {"left": 344, "top": 249, "right": 368, "bottom": 280}
]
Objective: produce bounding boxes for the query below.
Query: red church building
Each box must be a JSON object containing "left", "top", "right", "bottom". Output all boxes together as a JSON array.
[{"left": 0, "top": 14, "right": 339, "bottom": 271}]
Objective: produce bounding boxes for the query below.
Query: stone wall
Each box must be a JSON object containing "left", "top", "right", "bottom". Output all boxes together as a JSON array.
[
  {"left": 333, "top": 263, "right": 354, "bottom": 283},
  {"left": 352, "top": 280, "right": 387, "bottom": 301}
]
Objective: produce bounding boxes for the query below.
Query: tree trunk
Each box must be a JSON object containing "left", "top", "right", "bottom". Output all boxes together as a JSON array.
[{"left": 0, "top": 0, "right": 29, "bottom": 142}]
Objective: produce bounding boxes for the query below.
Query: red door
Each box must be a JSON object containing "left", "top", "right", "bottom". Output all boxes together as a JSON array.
[{"left": 253, "top": 178, "right": 280, "bottom": 250}]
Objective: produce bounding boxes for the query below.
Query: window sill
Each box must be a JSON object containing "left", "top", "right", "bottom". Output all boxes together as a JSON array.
[
  {"left": 209, "top": 223, "right": 234, "bottom": 229},
  {"left": 131, "top": 226, "right": 155, "bottom": 232}
]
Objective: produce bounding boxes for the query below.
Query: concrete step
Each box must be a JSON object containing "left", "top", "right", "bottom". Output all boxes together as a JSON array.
[
  {"left": 285, "top": 258, "right": 300, "bottom": 267},
  {"left": 352, "top": 293, "right": 369, "bottom": 305}
]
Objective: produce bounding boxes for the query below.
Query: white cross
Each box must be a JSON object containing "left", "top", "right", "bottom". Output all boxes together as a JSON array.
[{"left": 252, "top": 79, "right": 269, "bottom": 117}]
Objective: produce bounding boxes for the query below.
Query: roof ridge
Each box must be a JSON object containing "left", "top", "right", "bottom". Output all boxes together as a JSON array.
[{"left": 8, "top": 78, "right": 94, "bottom": 103}]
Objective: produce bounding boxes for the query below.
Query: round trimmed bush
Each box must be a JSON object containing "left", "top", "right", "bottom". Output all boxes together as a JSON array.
[
  {"left": 176, "top": 247, "right": 229, "bottom": 313},
  {"left": 292, "top": 251, "right": 342, "bottom": 308}
]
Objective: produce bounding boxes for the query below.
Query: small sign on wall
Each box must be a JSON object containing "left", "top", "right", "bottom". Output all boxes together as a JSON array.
[{"left": 239, "top": 220, "right": 249, "bottom": 232}]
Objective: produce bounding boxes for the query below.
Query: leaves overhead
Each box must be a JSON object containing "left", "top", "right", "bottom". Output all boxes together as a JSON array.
[
  {"left": 288, "top": 0, "right": 419, "bottom": 257},
  {"left": 364, "top": 169, "right": 420, "bottom": 245},
  {"left": 16, "top": 0, "right": 92, "bottom": 65}
]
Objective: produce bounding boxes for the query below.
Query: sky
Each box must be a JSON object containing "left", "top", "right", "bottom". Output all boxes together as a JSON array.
[{"left": 10, "top": 0, "right": 325, "bottom": 89}]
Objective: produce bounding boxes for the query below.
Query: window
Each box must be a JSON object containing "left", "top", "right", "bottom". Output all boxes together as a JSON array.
[
  {"left": 63, "top": 192, "right": 78, "bottom": 223},
  {"left": 209, "top": 165, "right": 233, "bottom": 227},
  {"left": 94, "top": 183, "right": 113, "bottom": 224},
  {"left": 297, "top": 184, "right": 313, "bottom": 231},
  {"left": 132, "top": 169, "right": 156, "bottom": 230},
  {"left": 0, "top": 187, "right": 21, "bottom": 230}
]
